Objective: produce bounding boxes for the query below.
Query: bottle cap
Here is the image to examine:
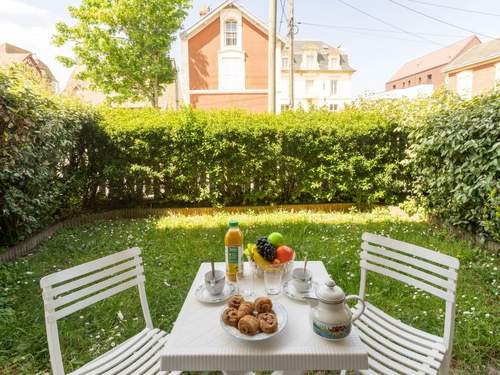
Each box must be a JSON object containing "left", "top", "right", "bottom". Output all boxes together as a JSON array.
[{"left": 229, "top": 219, "right": 239, "bottom": 227}]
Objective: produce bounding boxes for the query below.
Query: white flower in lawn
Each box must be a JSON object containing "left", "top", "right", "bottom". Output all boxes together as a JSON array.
[
  {"left": 485, "top": 313, "right": 490, "bottom": 318},
  {"left": 111, "top": 342, "right": 115, "bottom": 347},
  {"left": 117, "top": 310, "right": 124, "bottom": 321},
  {"left": 79, "top": 315, "right": 84, "bottom": 319}
]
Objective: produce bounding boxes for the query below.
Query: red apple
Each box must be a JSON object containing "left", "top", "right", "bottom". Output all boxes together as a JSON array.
[{"left": 276, "top": 246, "right": 294, "bottom": 262}]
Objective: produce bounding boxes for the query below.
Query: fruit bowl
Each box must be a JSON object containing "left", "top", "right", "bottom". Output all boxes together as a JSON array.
[
  {"left": 244, "top": 232, "right": 296, "bottom": 278},
  {"left": 251, "top": 254, "right": 295, "bottom": 278}
]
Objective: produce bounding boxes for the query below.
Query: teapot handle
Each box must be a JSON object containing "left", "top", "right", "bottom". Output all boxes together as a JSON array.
[{"left": 346, "top": 295, "right": 366, "bottom": 322}]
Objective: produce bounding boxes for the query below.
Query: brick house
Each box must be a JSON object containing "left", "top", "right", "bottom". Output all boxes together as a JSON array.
[
  {"left": 179, "top": 0, "right": 284, "bottom": 112},
  {"left": 444, "top": 38, "right": 500, "bottom": 99},
  {"left": 385, "top": 36, "right": 480, "bottom": 92}
]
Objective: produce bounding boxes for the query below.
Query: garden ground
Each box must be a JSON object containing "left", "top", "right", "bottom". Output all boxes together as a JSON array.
[{"left": 0, "top": 209, "right": 498, "bottom": 374}]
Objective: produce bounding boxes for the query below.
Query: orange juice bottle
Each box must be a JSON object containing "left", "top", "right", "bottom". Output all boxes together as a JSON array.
[{"left": 225, "top": 219, "right": 243, "bottom": 282}]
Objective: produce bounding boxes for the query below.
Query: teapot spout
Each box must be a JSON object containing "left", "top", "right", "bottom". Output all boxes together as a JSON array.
[{"left": 304, "top": 296, "right": 319, "bottom": 307}]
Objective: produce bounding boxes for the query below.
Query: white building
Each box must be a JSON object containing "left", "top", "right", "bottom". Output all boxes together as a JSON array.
[{"left": 279, "top": 40, "right": 355, "bottom": 111}]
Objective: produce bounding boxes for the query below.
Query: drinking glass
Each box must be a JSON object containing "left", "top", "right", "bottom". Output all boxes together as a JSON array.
[
  {"left": 237, "top": 261, "right": 255, "bottom": 298},
  {"left": 264, "top": 266, "right": 283, "bottom": 295}
]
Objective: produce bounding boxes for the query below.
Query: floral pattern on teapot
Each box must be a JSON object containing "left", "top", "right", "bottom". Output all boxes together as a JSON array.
[{"left": 312, "top": 319, "right": 351, "bottom": 340}]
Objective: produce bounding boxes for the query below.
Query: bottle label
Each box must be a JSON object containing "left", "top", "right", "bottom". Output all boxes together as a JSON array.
[
  {"left": 225, "top": 245, "right": 243, "bottom": 281},
  {"left": 227, "top": 246, "right": 240, "bottom": 264}
]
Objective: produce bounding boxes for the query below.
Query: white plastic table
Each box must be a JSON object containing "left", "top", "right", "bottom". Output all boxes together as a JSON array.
[{"left": 159, "top": 261, "right": 368, "bottom": 373}]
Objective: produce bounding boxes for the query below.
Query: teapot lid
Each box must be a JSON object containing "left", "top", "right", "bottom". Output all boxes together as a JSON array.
[{"left": 316, "top": 279, "right": 345, "bottom": 304}]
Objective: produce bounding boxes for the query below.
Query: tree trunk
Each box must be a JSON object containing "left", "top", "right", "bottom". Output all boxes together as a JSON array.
[{"left": 151, "top": 75, "right": 159, "bottom": 108}]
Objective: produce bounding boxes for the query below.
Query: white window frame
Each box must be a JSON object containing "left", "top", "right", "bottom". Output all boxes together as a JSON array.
[
  {"left": 282, "top": 57, "right": 289, "bottom": 69},
  {"left": 456, "top": 70, "right": 473, "bottom": 99},
  {"left": 305, "top": 55, "right": 315, "bottom": 69},
  {"left": 218, "top": 8, "right": 245, "bottom": 90},
  {"left": 219, "top": 8, "right": 242, "bottom": 50},
  {"left": 329, "top": 56, "right": 339, "bottom": 69},
  {"left": 330, "top": 79, "right": 338, "bottom": 96},
  {"left": 306, "top": 79, "right": 314, "bottom": 96},
  {"left": 224, "top": 19, "right": 237, "bottom": 47}
]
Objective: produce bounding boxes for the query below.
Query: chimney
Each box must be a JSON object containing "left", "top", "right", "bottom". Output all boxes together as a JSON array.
[{"left": 199, "top": 5, "right": 210, "bottom": 17}]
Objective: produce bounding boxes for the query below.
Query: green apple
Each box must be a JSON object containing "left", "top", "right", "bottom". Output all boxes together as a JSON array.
[{"left": 268, "top": 232, "right": 284, "bottom": 247}]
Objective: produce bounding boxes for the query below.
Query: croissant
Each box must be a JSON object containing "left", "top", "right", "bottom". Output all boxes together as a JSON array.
[
  {"left": 222, "top": 307, "right": 239, "bottom": 327},
  {"left": 254, "top": 297, "right": 273, "bottom": 313},
  {"left": 258, "top": 312, "right": 278, "bottom": 333},
  {"left": 228, "top": 294, "right": 245, "bottom": 309},
  {"left": 238, "top": 315, "right": 260, "bottom": 336},
  {"left": 237, "top": 301, "right": 254, "bottom": 319}
]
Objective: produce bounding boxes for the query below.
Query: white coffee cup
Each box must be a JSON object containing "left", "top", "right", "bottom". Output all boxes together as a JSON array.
[
  {"left": 205, "top": 270, "right": 225, "bottom": 295},
  {"left": 292, "top": 267, "right": 312, "bottom": 293}
]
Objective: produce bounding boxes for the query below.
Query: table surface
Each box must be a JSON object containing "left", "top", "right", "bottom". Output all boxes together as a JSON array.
[{"left": 159, "top": 261, "right": 368, "bottom": 371}]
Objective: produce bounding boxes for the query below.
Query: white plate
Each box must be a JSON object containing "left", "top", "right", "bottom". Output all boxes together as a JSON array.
[
  {"left": 283, "top": 280, "right": 318, "bottom": 302},
  {"left": 220, "top": 302, "right": 288, "bottom": 341},
  {"left": 195, "top": 283, "right": 236, "bottom": 304}
]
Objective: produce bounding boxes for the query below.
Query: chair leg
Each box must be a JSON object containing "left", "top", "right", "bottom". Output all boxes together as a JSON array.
[{"left": 439, "top": 351, "right": 451, "bottom": 374}]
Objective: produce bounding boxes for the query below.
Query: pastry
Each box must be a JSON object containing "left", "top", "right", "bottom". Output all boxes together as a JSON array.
[
  {"left": 254, "top": 297, "right": 273, "bottom": 313},
  {"left": 238, "top": 315, "right": 260, "bottom": 336},
  {"left": 258, "top": 312, "right": 278, "bottom": 333},
  {"left": 222, "top": 307, "right": 239, "bottom": 327},
  {"left": 237, "top": 301, "right": 254, "bottom": 319},
  {"left": 228, "top": 294, "right": 245, "bottom": 309}
]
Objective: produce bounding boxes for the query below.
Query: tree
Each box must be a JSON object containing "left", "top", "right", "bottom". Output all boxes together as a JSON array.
[{"left": 53, "top": 0, "right": 190, "bottom": 107}]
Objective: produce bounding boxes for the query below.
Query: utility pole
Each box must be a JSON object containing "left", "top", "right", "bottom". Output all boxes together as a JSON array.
[
  {"left": 287, "top": 0, "right": 294, "bottom": 109},
  {"left": 268, "top": 0, "right": 277, "bottom": 113}
]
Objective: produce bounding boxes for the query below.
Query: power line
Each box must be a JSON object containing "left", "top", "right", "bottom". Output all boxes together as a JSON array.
[
  {"left": 388, "top": 0, "right": 496, "bottom": 39},
  {"left": 297, "top": 22, "right": 447, "bottom": 43},
  {"left": 297, "top": 21, "right": 467, "bottom": 38},
  {"left": 278, "top": 0, "right": 286, "bottom": 33},
  {"left": 335, "top": 0, "right": 444, "bottom": 46},
  {"left": 404, "top": 0, "right": 500, "bottom": 17}
]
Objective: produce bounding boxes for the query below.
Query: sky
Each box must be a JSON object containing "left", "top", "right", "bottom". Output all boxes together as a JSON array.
[{"left": 1, "top": 0, "right": 499, "bottom": 96}]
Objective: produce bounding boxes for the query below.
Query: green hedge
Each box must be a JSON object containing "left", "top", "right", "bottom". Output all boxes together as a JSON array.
[
  {"left": 3, "top": 68, "right": 496, "bottom": 246},
  {"left": 407, "top": 90, "right": 500, "bottom": 241},
  {"left": 96, "top": 107, "right": 408, "bottom": 207},
  {"left": 0, "top": 71, "right": 100, "bottom": 245}
]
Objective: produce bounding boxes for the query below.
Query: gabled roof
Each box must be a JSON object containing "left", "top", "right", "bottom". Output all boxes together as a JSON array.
[
  {"left": 283, "top": 40, "right": 355, "bottom": 71},
  {"left": 444, "top": 38, "right": 500, "bottom": 73},
  {"left": 180, "top": 0, "right": 285, "bottom": 43},
  {"left": 0, "top": 43, "right": 31, "bottom": 54},
  {"left": 0, "top": 43, "right": 31, "bottom": 66},
  {"left": 387, "top": 35, "right": 480, "bottom": 83},
  {"left": 0, "top": 42, "right": 57, "bottom": 83}
]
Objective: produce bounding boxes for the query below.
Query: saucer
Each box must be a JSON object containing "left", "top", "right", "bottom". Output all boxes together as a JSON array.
[
  {"left": 283, "top": 280, "right": 318, "bottom": 302},
  {"left": 195, "top": 282, "right": 236, "bottom": 304}
]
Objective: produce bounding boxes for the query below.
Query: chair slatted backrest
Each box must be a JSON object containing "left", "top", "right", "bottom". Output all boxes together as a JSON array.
[
  {"left": 40, "top": 247, "right": 152, "bottom": 375},
  {"left": 359, "top": 233, "right": 459, "bottom": 351}
]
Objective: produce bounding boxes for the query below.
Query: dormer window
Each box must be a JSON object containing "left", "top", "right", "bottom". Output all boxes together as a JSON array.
[
  {"left": 305, "top": 55, "right": 315, "bottom": 69},
  {"left": 224, "top": 20, "right": 237, "bottom": 46},
  {"left": 329, "top": 56, "right": 339, "bottom": 69}
]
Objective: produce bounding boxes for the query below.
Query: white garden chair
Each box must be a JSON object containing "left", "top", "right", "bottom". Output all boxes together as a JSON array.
[
  {"left": 40, "top": 247, "right": 172, "bottom": 375},
  {"left": 346, "top": 233, "right": 459, "bottom": 375}
]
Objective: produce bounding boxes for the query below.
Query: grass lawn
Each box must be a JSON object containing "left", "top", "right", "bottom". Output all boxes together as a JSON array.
[{"left": 0, "top": 209, "right": 498, "bottom": 374}]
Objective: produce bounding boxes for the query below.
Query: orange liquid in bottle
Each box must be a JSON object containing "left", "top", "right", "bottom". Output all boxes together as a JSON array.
[{"left": 224, "top": 219, "right": 243, "bottom": 282}]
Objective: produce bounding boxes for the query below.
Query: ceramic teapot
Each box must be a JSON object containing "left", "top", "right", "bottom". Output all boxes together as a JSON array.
[{"left": 305, "top": 279, "right": 365, "bottom": 341}]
